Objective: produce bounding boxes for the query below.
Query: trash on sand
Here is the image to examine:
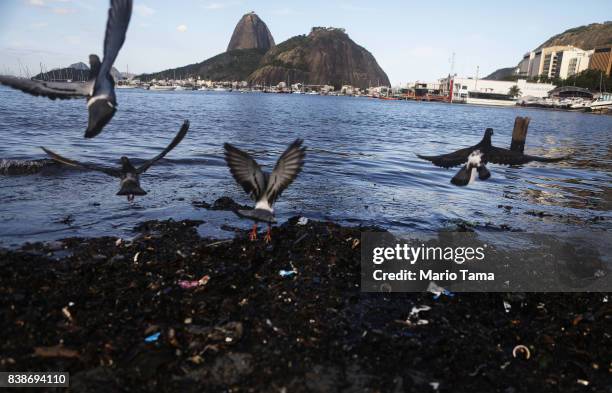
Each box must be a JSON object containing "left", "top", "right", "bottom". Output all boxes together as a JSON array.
[
  {"left": 145, "top": 332, "right": 161, "bottom": 343},
  {"left": 178, "top": 275, "right": 210, "bottom": 289},
  {"left": 297, "top": 217, "right": 309, "bottom": 226},
  {"left": 576, "top": 379, "right": 590, "bottom": 386},
  {"left": 409, "top": 305, "right": 431, "bottom": 317},
  {"left": 279, "top": 270, "right": 296, "bottom": 278},
  {"left": 279, "top": 262, "right": 297, "bottom": 278},
  {"left": 61, "top": 306, "right": 73, "bottom": 322},
  {"left": 34, "top": 345, "right": 79, "bottom": 358},
  {"left": 512, "top": 344, "right": 531, "bottom": 360},
  {"left": 427, "top": 282, "right": 454, "bottom": 299},
  {"left": 503, "top": 301, "right": 512, "bottom": 313},
  {"left": 396, "top": 305, "right": 431, "bottom": 326}
]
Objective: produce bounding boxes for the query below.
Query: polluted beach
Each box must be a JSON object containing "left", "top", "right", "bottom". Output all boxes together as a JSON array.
[{"left": 0, "top": 1, "right": 611, "bottom": 392}]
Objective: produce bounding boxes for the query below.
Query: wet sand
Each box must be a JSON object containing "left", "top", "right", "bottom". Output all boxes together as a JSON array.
[{"left": 0, "top": 213, "right": 609, "bottom": 392}]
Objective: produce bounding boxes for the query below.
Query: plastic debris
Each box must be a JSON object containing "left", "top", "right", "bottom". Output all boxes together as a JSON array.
[
  {"left": 144, "top": 332, "right": 160, "bottom": 343},
  {"left": 178, "top": 275, "right": 210, "bottom": 289},
  {"left": 576, "top": 379, "right": 589, "bottom": 386},
  {"left": 512, "top": 344, "right": 531, "bottom": 360},
  {"left": 279, "top": 262, "right": 297, "bottom": 278},
  {"left": 133, "top": 252, "right": 140, "bottom": 263},
  {"left": 297, "top": 217, "right": 309, "bottom": 226},
  {"left": 503, "top": 301, "right": 512, "bottom": 313},
  {"left": 115, "top": 238, "right": 123, "bottom": 247},
  {"left": 427, "top": 282, "right": 454, "bottom": 299},
  {"left": 430, "top": 382, "right": 440, "bottom": 390},
  {"left": 279, "top": 270, "right": 296, "bottom": 278},
  {"left": 396, "top": 305, "right": 431, "bottom": 326},
  {"left": 61, "top": 306, "right": 73, "bottom": 322}
]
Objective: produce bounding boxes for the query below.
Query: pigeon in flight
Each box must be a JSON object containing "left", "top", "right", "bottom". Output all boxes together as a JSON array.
[
  {"left": 449, "top": 150, "right": 491, "bottom": 186},
  {"left": 417, "top": 128, "right": 568, "bottom": 185},
  {"left": 0, "top": 0, "right": 133, "bottom": 138},
  {"left": 41, "top": 120, "right": 189, "bottom": 201},
  {"left": 224, "top": 139, "right": 306, "bottom": 243}
]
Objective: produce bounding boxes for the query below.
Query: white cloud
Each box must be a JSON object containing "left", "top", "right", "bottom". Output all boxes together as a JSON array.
[
  {"left": 134, "top": 4, "right": 155, "bottom": 17},
  {"left": 176, "top": 24, "right": 188, "bottom": 32},
  {"left": 28, "top": 0, "right": 46, "bottom": 6}
]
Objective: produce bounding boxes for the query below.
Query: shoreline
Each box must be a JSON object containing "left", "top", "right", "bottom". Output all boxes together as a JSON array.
[{"left": 1, "top": 217, "right": 609, "bottom": 392}]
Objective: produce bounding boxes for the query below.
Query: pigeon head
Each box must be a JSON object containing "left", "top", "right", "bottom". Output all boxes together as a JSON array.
[
  {"left": 85, "top": 97, "right": 116, "bottom": 138},
  {"left": 482, "top": 128, "right": 494, "bottom": 145},
  {"left": 119, "top": 156, "right": 137, "bottom": 172},
  {"left": 88, "top": 54, "right": 101, "bottom": 79}
]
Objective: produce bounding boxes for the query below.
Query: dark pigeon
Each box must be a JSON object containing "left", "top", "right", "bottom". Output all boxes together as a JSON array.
[
  {"left": 224, "top": 139, "right": 306, "bottom": 243},
  {"left": 41, "top": 120, "right": 189, "bottom": 201},
  {"left": 418, "top": 128, "right": 569, "bottom": 185},
  {"left": 0, "top": 0, "right": 133, "bottom": 138}
]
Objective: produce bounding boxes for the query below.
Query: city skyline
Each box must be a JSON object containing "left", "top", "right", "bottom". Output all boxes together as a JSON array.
[{"left": 1, "top": 0, "right": 611, "bottom": 84}]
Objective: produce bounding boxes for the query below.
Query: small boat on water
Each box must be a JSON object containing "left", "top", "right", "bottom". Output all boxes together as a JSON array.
[
  {"left": 150, "top": 84, "right": 176, "bottom": 91},
  {"left": 212, "top": 87, "right": 230, "bottom": 92}
]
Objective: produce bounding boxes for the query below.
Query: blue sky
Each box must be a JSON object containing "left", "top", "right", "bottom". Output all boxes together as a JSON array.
[{"left": 1, "top": 0, "right": 611, "bottom": 84}]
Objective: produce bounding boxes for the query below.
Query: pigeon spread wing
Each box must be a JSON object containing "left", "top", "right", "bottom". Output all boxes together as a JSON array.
[
  {"left": 417, "top": 146, "right": 479, "bottom": 168},
  {"left": 0, "top": 76, "right": 90, "bottom": 100},
  {"left": 265, "top": 139, "right": 306, "bottom": 205},
  {"left": 224, "top": 143, "right": 267, "bottom": 201},
  {"left": 487, "top": 147, "right": 569, "bottom": 166},
  {"left": 137, "top": 120, "right": 190, "bottom": 174},
  {"left": 41, "top": 147, "right": 121, "bottom": 177},
  {"left": 99, "top": 0, "right": 133, "bottom": 76}
]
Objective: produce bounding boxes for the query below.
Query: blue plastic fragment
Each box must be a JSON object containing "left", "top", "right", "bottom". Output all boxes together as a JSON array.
[
  {"left": 279, "top": 269, "right": 297, "bottom": 277},
  {"left": 433, "top": 289, "right": 455, "bottom": 300},
  {"left": 144, "top": 332, "right": 161, "bottom": 342}
]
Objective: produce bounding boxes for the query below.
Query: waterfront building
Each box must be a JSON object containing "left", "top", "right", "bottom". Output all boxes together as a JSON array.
[
  {"left": 588, "top": 46, "right": 612, "bottom": 76},
  {"left": 520, "top": 46, "right": 593, "bottom": 79},
  {"left": 439, "top": 76, "right": 555, "bottom": 106}
]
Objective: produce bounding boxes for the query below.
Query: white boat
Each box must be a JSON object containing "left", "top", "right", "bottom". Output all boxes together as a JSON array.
[
  {"left": 198, "top": 86, "right": 210, "bottom": 91},
  {"left": 212, "top": 87, "right": 229, "bottom": 92},
  {"left": 150, "top": 84, "right": 176, "bottom": 91},
  {"left": 589, "top": 93, "right": 612, "bottom": 110},
  {"left": 116, "top": 84, "right": 137, "bottom": 89},
  {"left": 174, "top": 85, "right": 186, "bottom": 91}
]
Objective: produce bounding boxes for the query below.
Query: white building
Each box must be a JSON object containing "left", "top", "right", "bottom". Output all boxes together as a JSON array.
[
  {"left": 439, "top": 76, "right": 555, "bottom": 106},
  {"left": 519, "top": 46, "right": 593, "bottom": 79}
]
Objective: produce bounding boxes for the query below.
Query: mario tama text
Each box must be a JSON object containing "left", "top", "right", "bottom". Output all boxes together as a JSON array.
[{"left": 360, "top": 232, "right": 612, "bottom": 293}]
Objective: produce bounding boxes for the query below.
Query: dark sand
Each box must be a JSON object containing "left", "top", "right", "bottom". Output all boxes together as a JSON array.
[{"left": 0, "top": 214, "right": 610, "bottom": 392}]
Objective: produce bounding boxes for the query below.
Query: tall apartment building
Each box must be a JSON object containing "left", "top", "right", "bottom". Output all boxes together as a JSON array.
[{"left": 518, "top": 46, "right": 593, "bottom": 79}]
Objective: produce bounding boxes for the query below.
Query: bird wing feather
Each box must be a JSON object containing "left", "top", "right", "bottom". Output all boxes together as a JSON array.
[
  {"left": 41, "top": 147, "right": 121, "bottom": 177},
  {"left": 417, "top": 145, "right": 479, "bottom": 168},
  {"left": 487, "top": 146, "right": 569, "bottom": 166},
  {"left": 224, "top": 143, "right": 266, "bottom": 201},
  {"left": 0, "top": 76, "right": 90, "bottom": 99},
  {"left": 137, "top": 120, "right": 189, "bottom": 174},
  {"left": 99, "top": 0, "right": 133, "bottom": 77},
  {"left": 265, "top": 139, "right": 306, "bottom": 205}
]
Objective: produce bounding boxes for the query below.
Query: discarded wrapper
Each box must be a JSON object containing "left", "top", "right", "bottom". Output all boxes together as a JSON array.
[
  {"left": 297, "top": 217, "right": 309, "bottom": 226},
  {"left": 178, "top": 275, "right": 210, "bottom": 289},
  {"left": 144, "top": 332, "right": 161, "bottom": 343},
  {"left": 427, "top": 282, "right": 455, "bottom": 299}
]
